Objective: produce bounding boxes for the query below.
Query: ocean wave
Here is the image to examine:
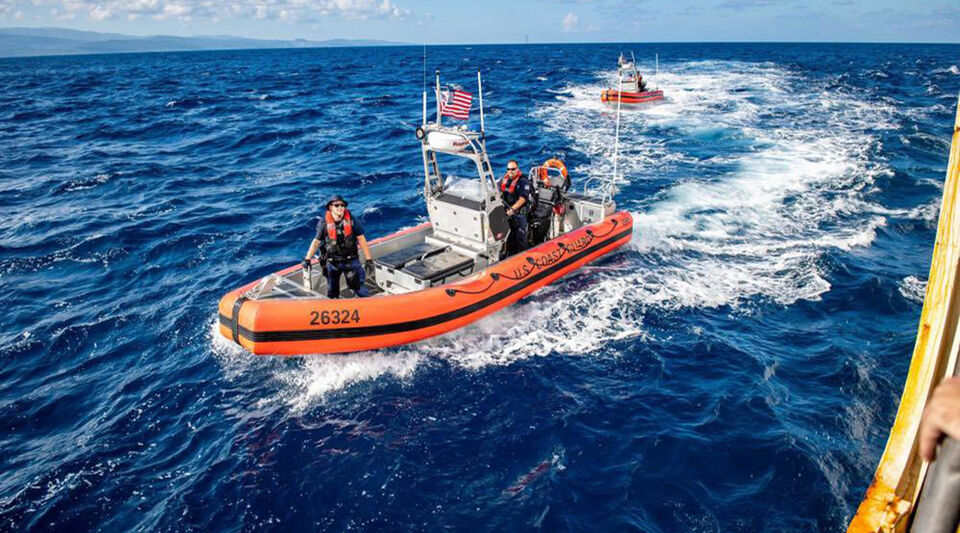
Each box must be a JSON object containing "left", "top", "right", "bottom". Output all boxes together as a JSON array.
[
  {"left": 898, "top": 275, "right": 926, "bottom": 304},
  {"left": 931, "top": 65, "right": 960, "bottom": 75}
]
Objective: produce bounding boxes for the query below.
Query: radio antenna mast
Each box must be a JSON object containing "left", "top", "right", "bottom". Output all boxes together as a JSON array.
[
  {"left": 604, "top": 69, "right": 624, "bottom": 206},
  {"left": 422, "top": 44, "right": 427, "bottom": 125}
]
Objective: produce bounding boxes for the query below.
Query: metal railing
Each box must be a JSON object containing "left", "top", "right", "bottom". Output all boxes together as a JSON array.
[{"left": 848, "top": 94, "right": 960, "bottom": 533}]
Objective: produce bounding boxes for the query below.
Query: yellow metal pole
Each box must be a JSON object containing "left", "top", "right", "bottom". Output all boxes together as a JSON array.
[{"left": 848, "top": 96, "right": 960, "bottom": 532}]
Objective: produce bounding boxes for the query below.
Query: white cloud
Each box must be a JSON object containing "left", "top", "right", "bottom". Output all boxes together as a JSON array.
[
  {"left": 14, "top": 0, "right": 412, "bottom": 22},
  {"left": 321, "top": 0, "right": 409, "bottom": 20},
  {"left": 0, "top": 0, "right": 18, "bottom": 15},
  {"left": 88, "top": 5, "right": 111, "bottom": 20},
  {"left": 561, "top": 11, "right": 597, "bottom": 32}
]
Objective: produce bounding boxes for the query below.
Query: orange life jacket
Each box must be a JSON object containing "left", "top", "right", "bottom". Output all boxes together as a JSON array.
[
  {"left": 326, "top": 209, "right": 353, "bottom": 240},
  {"left": 324, "top": 209, "right": 358, "bottom": 260}
]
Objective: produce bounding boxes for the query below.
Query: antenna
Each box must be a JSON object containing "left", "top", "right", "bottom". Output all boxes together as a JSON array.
[
  {"left": 656, "top": 52, "right": 659, "bottom": 90},
  {"left": 477, "top": 69, "right": 485, "bottom": 136},
  {"left": 604, "top": 68, "right": 624, "bottom": 207},
  {"left": 422, "top": 44, "right": 427, "bottom": 125}
]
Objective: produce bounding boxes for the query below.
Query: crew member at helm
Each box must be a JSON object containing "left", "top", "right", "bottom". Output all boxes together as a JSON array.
[
  {"left": 302, "top": 195, "right": 373, "bottom": 299},
  {"left": 500, "top": 160, "right": 533, "bottom": 255},
  {"left": 634, "top": 73, "right": 647, "bottom": 92}
]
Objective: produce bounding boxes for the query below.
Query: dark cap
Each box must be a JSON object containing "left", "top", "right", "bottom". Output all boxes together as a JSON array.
[{"left": 326, "top": 194, "right": 348, "bottom": 209}]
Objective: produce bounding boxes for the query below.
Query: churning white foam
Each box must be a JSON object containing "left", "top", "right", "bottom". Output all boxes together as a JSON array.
[
  {"left": 390, "top": 272, "right": 647, "bottom": 368},
  {"left": 210, "top": 318, "right": 422, "bottom": 410},
  {"left": 274, "top": 353, "right": 421, "bottom": 411}
]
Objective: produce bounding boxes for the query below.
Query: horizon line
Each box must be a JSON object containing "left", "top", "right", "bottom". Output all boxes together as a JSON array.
[{"left": 1, "top": 26, "right": 958, "bottom": 47}]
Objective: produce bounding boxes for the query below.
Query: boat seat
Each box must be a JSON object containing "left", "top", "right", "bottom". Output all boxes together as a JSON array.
[
  {"left": 375, "top": 242, "right": 447, "bottom": 270},
  {"left": 436, "top": 192, "right": 483, "bottom": 211},
  {"left": 403, "top": 248, "right": 474, "bottom": 284}
]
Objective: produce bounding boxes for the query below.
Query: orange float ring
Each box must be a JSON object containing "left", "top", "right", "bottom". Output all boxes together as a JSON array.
[{"left": 537, "top": 158, "right": 568, "bottom": 187}]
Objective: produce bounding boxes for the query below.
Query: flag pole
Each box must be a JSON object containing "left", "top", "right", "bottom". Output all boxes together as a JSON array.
[{"left": 656, "top": 52, "right": 659, "bottom": 90}]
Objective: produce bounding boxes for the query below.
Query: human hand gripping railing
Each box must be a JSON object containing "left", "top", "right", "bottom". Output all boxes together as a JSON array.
[{"left": 910, "top": 375, "right": 960, "bottom": 533}]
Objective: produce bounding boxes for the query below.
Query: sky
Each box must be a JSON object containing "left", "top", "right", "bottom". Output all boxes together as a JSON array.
[{"left": 0, "top": 0, "right": 958, "bottom": 44}]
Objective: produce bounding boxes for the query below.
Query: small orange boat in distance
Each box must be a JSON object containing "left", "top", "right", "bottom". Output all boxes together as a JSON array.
[
  {"left": 601, "top": 52, "right": 664, "bottom": 106},
  {"left": 218, "top": 71, "right": 634, "bottom": 355},
  {"left": 601, "top": 89, "right": 664, "bottom": 105}
]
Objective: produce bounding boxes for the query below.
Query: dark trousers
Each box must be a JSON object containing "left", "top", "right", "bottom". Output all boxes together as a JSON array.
[
  {"left": 507, "top": 213, "right": 528, "bottom": 255},
  {"left": 326, "top": 258, "right": 369, "bottom": 299}
]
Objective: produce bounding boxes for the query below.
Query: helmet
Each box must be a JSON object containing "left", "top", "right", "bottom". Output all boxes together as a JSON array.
[{"left": 326, "top": 194, "right": 348, "bottom": 209}]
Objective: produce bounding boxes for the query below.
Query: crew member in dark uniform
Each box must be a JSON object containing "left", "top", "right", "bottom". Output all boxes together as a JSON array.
[
  {"left": 302, "top": 195, "right": 373, "bottom": 299},
  {"left": 500, "top": 160, "right": 533, "bottom": 255},
  {"left": 635, "top": 73, "right": 648, "bottom": 92}
]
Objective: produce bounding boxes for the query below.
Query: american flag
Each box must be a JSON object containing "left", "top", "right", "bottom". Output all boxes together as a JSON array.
[{"left": 441, "top": 88, "right": 473, "bottom": 120}]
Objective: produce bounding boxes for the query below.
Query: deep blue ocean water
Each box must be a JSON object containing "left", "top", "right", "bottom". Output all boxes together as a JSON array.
[{"left": 1, "top": 42, "right": 959, "bottom": 531}]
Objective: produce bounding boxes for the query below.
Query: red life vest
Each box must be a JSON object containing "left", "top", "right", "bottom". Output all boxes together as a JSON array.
[
  {"left": 324, "top": 209, "right": 358, "bottom": 260},
  {"left": 500, "top": 172, "right": 522, "bottom": 194},
  {"left": 326, "top": 209, "right": 353, "bottom": 240}
]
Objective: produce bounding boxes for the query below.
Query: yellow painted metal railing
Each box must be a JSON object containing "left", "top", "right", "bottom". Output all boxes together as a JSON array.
[{"left": 847, "top": 97, "right": 960, "bottom": 532}]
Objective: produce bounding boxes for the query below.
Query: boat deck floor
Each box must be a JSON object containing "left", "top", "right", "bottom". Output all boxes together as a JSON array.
[{"left": 339, "top": 276, "right": 383, "bottom": 298}]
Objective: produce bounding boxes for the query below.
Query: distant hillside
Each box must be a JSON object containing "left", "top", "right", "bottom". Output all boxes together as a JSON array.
[{"left": 0, "top": 27, "right": 406, "bottom": 58}]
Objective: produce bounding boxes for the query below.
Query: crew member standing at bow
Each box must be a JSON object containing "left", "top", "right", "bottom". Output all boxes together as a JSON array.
[
  {"left": 500, "top": 159, "right": 533, "bottom": 255},
  {"left": 302, "top": 195, "right": 373, "bottom": 299}
]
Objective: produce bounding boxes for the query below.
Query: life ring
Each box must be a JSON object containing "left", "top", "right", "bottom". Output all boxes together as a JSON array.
[{"left": 538, "top": 158, "right": 569, "bottom": 189}]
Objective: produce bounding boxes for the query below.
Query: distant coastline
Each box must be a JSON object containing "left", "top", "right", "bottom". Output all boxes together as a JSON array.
[
  {"left": 0, "top": 27, "right": 407, "bottom": 58},
  {"left": 2, "top": 28, "right": 956, "bottom": 59}
]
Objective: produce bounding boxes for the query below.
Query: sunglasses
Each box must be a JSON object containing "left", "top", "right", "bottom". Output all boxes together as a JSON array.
[
  {"left": 331, "top": 203, "right": 346, "bottom": 208},
  {"left": 507, "top": 167, "right": 518, "bottom": 171}
]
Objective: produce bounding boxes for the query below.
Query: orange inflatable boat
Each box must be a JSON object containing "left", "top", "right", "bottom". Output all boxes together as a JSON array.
[
  {"left": 218, "top": 71, "right": 634, "bottom": 355},
  {"left": 602, "top": 52, "right": 664, "bottom": 106},
  {"left": 601, "top": 89, "right": 664, "bottom": 105},
  {"left": 218, "top": 211, "right": 632, "bottom": 355}
]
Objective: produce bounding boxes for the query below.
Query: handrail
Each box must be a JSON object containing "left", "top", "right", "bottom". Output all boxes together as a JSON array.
[
  {"left": 421, "top": 123, "right": 497, "bottom": 202},
  {"left": 847, "top": 95, "right": 960, "bottom": 532}
]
